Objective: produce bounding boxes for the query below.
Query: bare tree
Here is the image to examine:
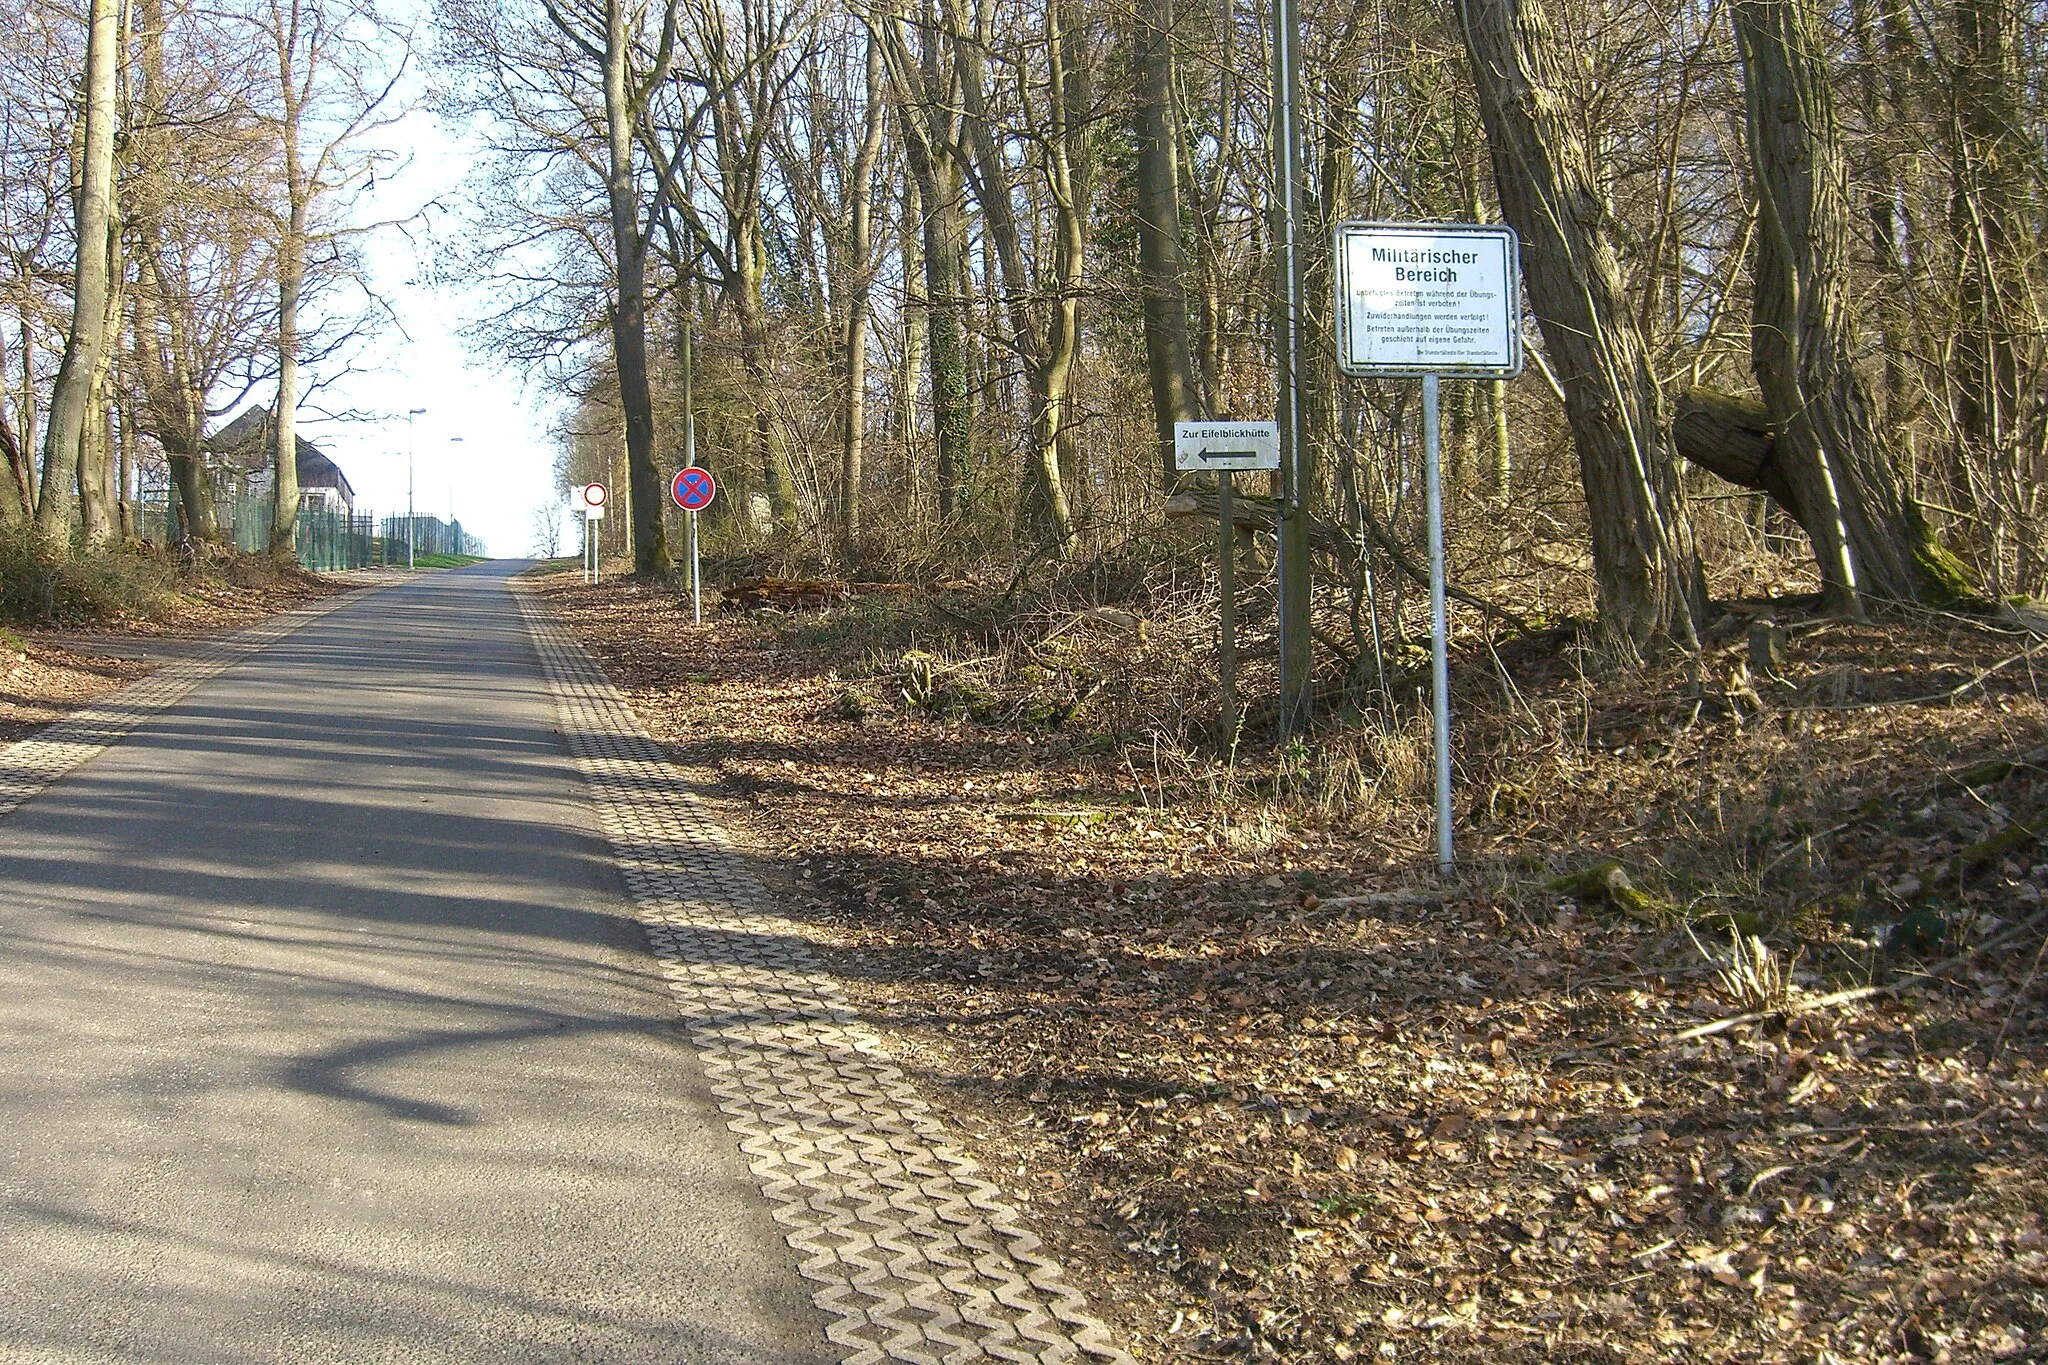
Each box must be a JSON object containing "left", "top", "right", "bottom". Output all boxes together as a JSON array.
[
  {"left": 1131, "top": 0, "right": 1201, "bottom": 487},
  {"left": 248, "top": 0, "right": 406, "bottom": 559},
  {"left": 837, "top": 25, "right": 885, "bottom": 550},
  {"left": 1732, "top": 0, "right": 1968, "bottom": 609},
  {"left": 37, "top": 0, "right": 122, "bottom": 544},
  {"left": 1455, "top": 0, "right": 1704, "bottom": 655}
]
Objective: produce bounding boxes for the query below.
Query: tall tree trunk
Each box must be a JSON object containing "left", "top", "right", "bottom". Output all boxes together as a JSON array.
[
  {"left": 953, "top": 0, "right": 1079, "bottom": 553},
  {"left": 78, "top": 381, "right": 114, "bottom": 546},
  {"left": 879, "top": 4, "right": 973, "bottom": 521},
  {"left": 596, "top": 0, "right": 672, "bottom": 576},
  {"left": 18, "top": 311, "right": 38, "bottom": 512},
  {"left": 1132, "top": 0, "right": 1202, "bottom": 487},
  {"left": 170, "top": 450, "right": 215, "bottom": 543},
  {"left": 78, "top": 171, "right": 125, "bottom": 550},
  {"left": 1022, "top": 0, "right": 1083, "bottom": 554},
  {"left": 273, "top": 206, "right": 304, "bottom": 556},
  {"left": 839, "top": 29, "right": 886, "bottom": 554},
  {"left": 0, "top": 414, "right": 25, "bottom": 525},
  {"left": 1949, "top": 0, "right": 2028, "bottom": 571},
  {"left": 732, "top": 229, "right": 796, "bottom": 534},
  {"left": 272, "top": 0, "right": 307, "bottom": 562},
  {"left": 38, "top": 0, "right": 123, "bottom": 542},
  {"left": 1488, "top": 378, "right": 1511, "bottom": 497},
  {"left": 117, "top": 405, "right": 133, "bottom": 540},
  {"left": 1732, "top": 0, "right": 1966, "bottom": 607},
  {"left": 915, "top": 152, "right": 972, "bottom": 521},
  {"left": 1456, "top": 0, "right": 1704, "bottom": 658},
  {"left": 0, "top": 327, "right": 28, "bottom": 522},
  {"left": 893, "top": 174, "right": 926, "bottom": 497},
  {"left": 130, "top": 248, "right": 219, "bottom": 542}
]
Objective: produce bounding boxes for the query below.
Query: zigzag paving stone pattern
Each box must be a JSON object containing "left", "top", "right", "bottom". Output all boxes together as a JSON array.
[
  {"left": 0, "top": 585, "right": 382, "bottom": 824},
  {"left": 515, "top": 584, "right": 1138, "bottom": 1365}
]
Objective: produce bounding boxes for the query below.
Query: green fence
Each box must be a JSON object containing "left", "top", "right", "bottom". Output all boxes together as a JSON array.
[{"left": 133, "top": 495, "right": 482, "bottom": 570}]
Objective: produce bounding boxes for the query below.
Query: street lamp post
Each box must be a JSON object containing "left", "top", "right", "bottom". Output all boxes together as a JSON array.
[
  {"left": 448, "top": 437, "right": 464, "bottom": 552},
  {"left": 407, "top": 407, "right": 426, "bottom": 568}
]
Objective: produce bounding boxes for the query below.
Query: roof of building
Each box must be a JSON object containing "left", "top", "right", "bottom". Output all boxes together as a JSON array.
[{"left": 210, "top": 407, "right": 356, "bottom": 504}]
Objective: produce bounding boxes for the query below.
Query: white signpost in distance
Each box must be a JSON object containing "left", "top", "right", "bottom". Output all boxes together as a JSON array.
[
  {"left": 1333, "top": 222, "right": 1522, "bottom": 877},
  {"left": 574, "top": 483, "right": 608, "bottom": 583}
]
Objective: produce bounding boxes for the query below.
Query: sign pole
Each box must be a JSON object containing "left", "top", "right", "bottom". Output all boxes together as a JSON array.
[
  {"left": 1218, "top": 472, "right": 1237, "bottom": 749},
  {"left": 1269, "top": 0, "right": 1310, "bottom": 736},
  {"left": 686, "top": 412, "right": 701, "bottom": 624},
  {"left": 1332, "top": 222, "right": 1522, "bottom": 881},
  {"left": 1174, "top": 421, "right": 1275, "bottom": 753},
  {"left": 1422, "top": 373, "right": 1453, "bottom": 877},
  {"left": 670, "top": 462, "right": 717, "bottom": 618}
]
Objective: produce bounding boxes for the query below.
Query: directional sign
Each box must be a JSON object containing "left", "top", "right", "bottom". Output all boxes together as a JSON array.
[
  {"left": 580, "top": 481, "right": 608, "bottom": 509},
  {"left": 1332, "top": 222, "right": 1521, "bottom": 378},
  {"left": 671, "top": 466, "right": 716, "bottom": 512},
  {"left": 1174, "top": 421, "right": 1280, "bottom": 472}
]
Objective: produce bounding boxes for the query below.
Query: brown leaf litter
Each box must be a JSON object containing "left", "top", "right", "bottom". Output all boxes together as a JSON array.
[{"left": 542, "top": 571, "right": 2048, "bottom": 1364}]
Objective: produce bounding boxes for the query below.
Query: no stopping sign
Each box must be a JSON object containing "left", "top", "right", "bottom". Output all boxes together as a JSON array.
[{"left": 671, "top": 466, "right": 716, "bottom": 512}]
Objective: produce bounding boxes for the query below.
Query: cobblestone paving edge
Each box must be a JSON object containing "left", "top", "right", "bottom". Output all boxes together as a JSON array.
[{"left": 513, "top": 582, "right": 1138, "bottom": 1365}]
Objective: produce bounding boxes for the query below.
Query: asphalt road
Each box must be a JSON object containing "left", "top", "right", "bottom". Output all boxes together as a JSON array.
[{"left": 0, "top": 563, "right": 832, "bottom": 1364}]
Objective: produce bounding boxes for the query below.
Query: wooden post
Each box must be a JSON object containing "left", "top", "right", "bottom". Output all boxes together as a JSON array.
[{"left": 1218, "top": 472, "right": 1237, "bottom": 749}]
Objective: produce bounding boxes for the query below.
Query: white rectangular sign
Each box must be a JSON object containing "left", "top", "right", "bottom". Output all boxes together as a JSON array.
[
  {"left": 1174, "top": 420, "right": 1280, "bottom": 472},
  {"left": 1333, "top": 222, "right": 1522, "bottom": 378},
  {"left": 583, "top": 503, "right": 604, "bottom": 520}
]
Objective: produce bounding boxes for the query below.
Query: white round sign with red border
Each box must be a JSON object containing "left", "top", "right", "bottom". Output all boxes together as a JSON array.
[{"left": 578, "top": 482, "right": 606, "bottom": 519}]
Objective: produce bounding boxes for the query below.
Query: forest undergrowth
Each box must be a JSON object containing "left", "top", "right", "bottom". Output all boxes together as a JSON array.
[
  {"left": 0, "top": 527, "right": 340, "bottom": 629},
  {"left": 539, "top": 547, "right": 2048, "bottom": 1364}
]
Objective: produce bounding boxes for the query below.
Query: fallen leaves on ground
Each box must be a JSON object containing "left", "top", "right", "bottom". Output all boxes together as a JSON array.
[
  {"left": 0, "top": 637, "right": 153, "bottom": 743},
  {"left": 541, "top": 572, "right": 2048, "bottom": 1364}
]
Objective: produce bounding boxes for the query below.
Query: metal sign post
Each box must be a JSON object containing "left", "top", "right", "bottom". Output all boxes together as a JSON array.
[
  {"left": 575, "top": 482, "right": 608, "bottom": 585},
  {"left": 1332, "top": 221, "right": 1521, "bottom": 878},
  {"left": 1176, "top": 421, "right": 1279, "bottom": 750},
  {"left": 1269, "top": 0, "right": 1310, "bottom": 734},
  {"left": 1421, "top": 374, "right": 1453, "bottom": 876},
  {"left": 685, "top": 414, "right": 699, "bottom": 623},
  {"left": 584, "top": 504, "right": 605, "bottom": 583},
  {"left": 1219, "top": 473, "right": 1236, "bottom": 745},
  {"left": 670, "top": 464, "right": 717, "bottom": 623}
]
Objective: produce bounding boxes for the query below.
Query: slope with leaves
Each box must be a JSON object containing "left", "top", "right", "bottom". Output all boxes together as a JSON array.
[{"left": 541, "top": 571, "right": 2048, "bottom": 1363}]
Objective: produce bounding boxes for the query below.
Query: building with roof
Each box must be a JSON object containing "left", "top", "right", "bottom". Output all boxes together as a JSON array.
[{"left": 210, "top": 407, "right": 356, "bottom": 514}]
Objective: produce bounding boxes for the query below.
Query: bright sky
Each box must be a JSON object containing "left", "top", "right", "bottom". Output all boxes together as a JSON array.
[{"left": 274, "top": 92, "right": 564, "bottom": 560}]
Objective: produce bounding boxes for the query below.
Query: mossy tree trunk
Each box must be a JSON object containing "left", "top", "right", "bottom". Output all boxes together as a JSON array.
[{"left": 1733, "top": 0, "right": 1971, "bottom": 608}]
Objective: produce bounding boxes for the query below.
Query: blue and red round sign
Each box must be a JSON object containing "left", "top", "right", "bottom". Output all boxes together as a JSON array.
[{"left": 671, "top": 466, "right": 717, "bottom": 512}]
